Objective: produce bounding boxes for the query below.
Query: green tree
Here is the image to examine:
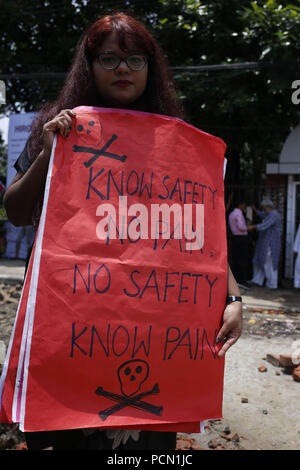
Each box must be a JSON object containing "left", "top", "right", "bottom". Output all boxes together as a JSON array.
[
  {"left": 0, "top": 0, "right": 299, "bottom": 197},
  {"left": 152, "top": 0, "right": 300, "bottom": 193}
]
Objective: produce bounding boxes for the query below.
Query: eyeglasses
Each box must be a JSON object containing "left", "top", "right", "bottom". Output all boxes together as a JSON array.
[{"left": 98, "top": 53, "right": 148, "bottom": 71}]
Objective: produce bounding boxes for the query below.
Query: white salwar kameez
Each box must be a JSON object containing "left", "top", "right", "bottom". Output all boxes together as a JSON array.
[
  {"left": 251, "top": 247, "right": 278, "bottom": 289},
  {"left": 294, "top": 225, "right": 300, "bottom": 288}
]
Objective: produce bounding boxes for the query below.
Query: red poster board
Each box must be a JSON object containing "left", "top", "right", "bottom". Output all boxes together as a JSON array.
[
  {"left": 0, "top": 242, "right": 35, "bottom": 423},
  {"left": 1, "top": 107, "right": 227, "bottom": 432}
]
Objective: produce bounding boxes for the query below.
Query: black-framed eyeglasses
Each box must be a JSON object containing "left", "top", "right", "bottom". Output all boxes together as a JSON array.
[{"left": 98, "top": 53, "right": 148, "bottom": 71}]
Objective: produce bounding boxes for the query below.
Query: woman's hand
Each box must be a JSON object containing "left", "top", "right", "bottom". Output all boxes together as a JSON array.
[
  {"left": 4, "top": 109, "right": 77, "bottom": 226},
  {"left": 217, "top": 301, "right": 243, "bottom": 358},
  {"left": 42, "top": 109, "right": 76, "bottom": 156}
]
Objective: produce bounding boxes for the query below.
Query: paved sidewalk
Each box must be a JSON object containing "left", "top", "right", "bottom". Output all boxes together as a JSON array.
[
  {"left": 0, "top": 258, "right": 26, "bottom": 282},
  {"left": 241, "top": 284, "right": 300, "bottom": 314}
]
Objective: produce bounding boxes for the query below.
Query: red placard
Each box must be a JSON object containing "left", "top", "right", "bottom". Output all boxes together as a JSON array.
[
  {"left": 1, "top": 107, "right": 227, "bottom": 432},
  {"left": 0, "top": 242, "right": 35, "bottom": 423}
]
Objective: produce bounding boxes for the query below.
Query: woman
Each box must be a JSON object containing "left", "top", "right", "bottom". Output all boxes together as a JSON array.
[
  {"left": 4, "top": 12, "right": 242, "bottom": 450},
  {"left": 4, "top": 13, "right": 183, "bottom": 229}
]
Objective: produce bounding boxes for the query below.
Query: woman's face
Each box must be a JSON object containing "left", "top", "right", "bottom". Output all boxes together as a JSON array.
[{"left": 92, "top": 32, "right": 148, "bottom": 108}]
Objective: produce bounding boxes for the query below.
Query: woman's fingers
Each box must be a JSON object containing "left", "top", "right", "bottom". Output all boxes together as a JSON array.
[
  {"left": 216, "top": 302, "right": 243, "bottom": 358},
  {"left": 44, "top": 110, "right": 76, "bottom": 138},
  {"left": 56, "top": 116, "right": 71, "bottom": 137},
  {"left": 54, "top": 110, "right": 76, "bottom": 137},
  {"left": 42, "top": 110, "right": 76, "bottom": 154},
  {"left": 218, "top": 334, "right": 239, "bottom": 358}
]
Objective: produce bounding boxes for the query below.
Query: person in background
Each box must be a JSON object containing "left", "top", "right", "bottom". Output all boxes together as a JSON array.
[
  {"left": 249, "top": 197, "right": 282, "bottom": 289},
  {"left": 15, "top": 226, "right": 34, "bottom": 260},
  {"left": 228, "top": 200, "right": 254, "bottom": 290},
  {"left": 293, "top": 223, "right": 300, "bottom": 289}
]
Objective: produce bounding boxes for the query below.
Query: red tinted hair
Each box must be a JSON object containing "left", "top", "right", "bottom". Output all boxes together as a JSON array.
[
  {"left": 29, "top": 13, "right": 183, "bottom": 159},
  {"left": 85, "top": 13, "right": 156, "bottom": 60}
]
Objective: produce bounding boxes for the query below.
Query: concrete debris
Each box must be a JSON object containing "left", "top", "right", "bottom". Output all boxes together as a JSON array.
[
  {"left": 177, "top": 422, "right": 247, "bottom": 451},
  {"left": 279, "top": 354, "right": 294, "bottom": 367},
  {"left": 14, "top": 441, "right": 28, "bottom": 450},
  {"left": 223, "top": 425, "right": 231, "bottom": 434},
  {"left": 207, "top": 439, "right": 218, "bottom": 449},
  {"left": 220, "top": 431, "right": 240, "bottom": 442},
  {"left": 175, "top": 433, "right": 243, "bottom": 451},
  {"left": 292, "top": 365, "right": 300, "bottom": 382},
  {"left": 176, "top": 435, "right": 206, "bottom": 451},
  {"left": 243, "top": 309, "right": 300, "bottom": 338},
  {"left": 266, "top": 354, "right": 281, "bottom": 367},
  {"left": 248, "top": 307, "right": 286, "bottom": 315},
  {"left": 0, "top": 283, "right": 22, "bottom": 306},
  {"left": 264, "top": 353, "right": 300, "bottom": 383}
]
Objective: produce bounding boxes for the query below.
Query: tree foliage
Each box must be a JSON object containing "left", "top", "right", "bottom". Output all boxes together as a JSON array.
[
  {"left": 0, "top": 0, "right": 299, "bottom": 197},
  {"left": 0, "top": 135, "right": 7, "bottom": 182}
]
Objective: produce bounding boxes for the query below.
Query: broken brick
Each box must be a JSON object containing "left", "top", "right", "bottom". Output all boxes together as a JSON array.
[
  {"left": 292, "top": 365, "right": 300, "bottom": 382},
  {"left": 220, "top": 431, "right": 240, "bottom": 442},
  {"left": 241, "top": 397, "right": 248, "bottom": 403},
  {"left": 176, "top": 437, "right": 194, "bottom": 450},
  {"left": 208, "top": 439, "right": 219, "bottom": 449},
  {"left": 15, "top": 442, "right": 28, "bottom": 450},
  {"left": 214, "top": 444, "right": 225, "bottom": 450},
  {"left": 266, "top": 354, "right": 280, "bottom": 367},
  {"left": 258, "top": 365, "right": 267, "bottom": 372},
  {"left": 282, "top": 366, "right": 294, "bottom": 375},
  {"left": 279, "top": 354, "right": 300, "bottom": 368}
]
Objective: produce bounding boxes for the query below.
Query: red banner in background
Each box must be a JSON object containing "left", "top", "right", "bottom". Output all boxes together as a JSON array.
[{"left": 1, "top": 107, "right": 227, "bottom": 433}]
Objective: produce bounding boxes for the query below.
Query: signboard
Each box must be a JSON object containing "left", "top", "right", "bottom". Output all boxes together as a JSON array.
[
  {"left": 1, "top": 107, "right": 227, "bottom": 433},
  {"left": 3, "top": 113, "right": 35, "bottom": 259}
]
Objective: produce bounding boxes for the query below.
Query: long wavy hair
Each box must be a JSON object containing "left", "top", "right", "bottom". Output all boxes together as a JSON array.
[{"left": 28, "top": 12, "right": 184, "bottom": 160}]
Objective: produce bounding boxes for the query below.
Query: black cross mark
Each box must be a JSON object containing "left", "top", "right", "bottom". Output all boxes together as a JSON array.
[
  {"left": 95, "top": 383, "right": 163, "bottom": 421},
  {"left": 73, "top": 134, "right": 127, "bottom": 168}
]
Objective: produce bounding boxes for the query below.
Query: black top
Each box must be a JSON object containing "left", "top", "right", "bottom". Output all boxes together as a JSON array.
[
  {"left": 14, "top": 140, "right": 32, "bottom": 174},
  {"left": 13, "top": 139, "right": 42, "bottom": 229}
]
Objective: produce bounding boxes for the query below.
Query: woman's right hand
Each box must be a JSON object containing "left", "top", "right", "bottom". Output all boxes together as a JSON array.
[{"left": 42, "top": 109, "right": 76, "bottom": 156}]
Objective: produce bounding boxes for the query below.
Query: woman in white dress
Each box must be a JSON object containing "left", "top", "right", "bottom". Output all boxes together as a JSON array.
[{"left": 294, "top": 224, "right": 300, "bottom": 288}]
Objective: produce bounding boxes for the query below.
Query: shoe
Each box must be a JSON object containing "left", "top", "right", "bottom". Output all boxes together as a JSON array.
[
  {"left": 244, "top": 281, "right": 253, "bottom": 289},
  {"left": 237, "top": 282, "right": 250, "bottom": 290},
  {"left": 247, "top": 280, "right": 261, "bottom": 287}
]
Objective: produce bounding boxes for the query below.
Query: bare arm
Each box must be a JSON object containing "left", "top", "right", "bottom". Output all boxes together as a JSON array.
[
  {"left": 227, "top": 264, "right": 241, "bottom": 297},
  {"left": 4, "top": 150, "right": 51, "bottom": 226},
  {"left": 217, "top": 264, "right": 243, "bottom": 357},
  {"left": 3, "top": 109, "right": 76, "bottom": 226}
]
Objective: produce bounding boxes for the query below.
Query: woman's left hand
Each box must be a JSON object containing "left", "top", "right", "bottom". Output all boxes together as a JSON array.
[{"left": 216, "top": 301, "right": 243, "bottom": 358}]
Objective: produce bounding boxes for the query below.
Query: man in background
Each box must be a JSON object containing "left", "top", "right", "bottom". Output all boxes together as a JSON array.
[{"left": 228, "top": 200, "right": 254, "bottom": 290}]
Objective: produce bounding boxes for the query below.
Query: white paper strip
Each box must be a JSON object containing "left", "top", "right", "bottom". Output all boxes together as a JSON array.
[{"left": 16, "top": 136, "right": 57, "bottom": 431}]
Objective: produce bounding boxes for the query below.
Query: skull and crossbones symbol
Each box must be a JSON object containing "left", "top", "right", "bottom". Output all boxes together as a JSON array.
[
  {"left": 72, "top": 115, "right": 127, "bottom": 167},
  {"left": 95, "top": 359, "right": 163, "bottom": 421}
]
